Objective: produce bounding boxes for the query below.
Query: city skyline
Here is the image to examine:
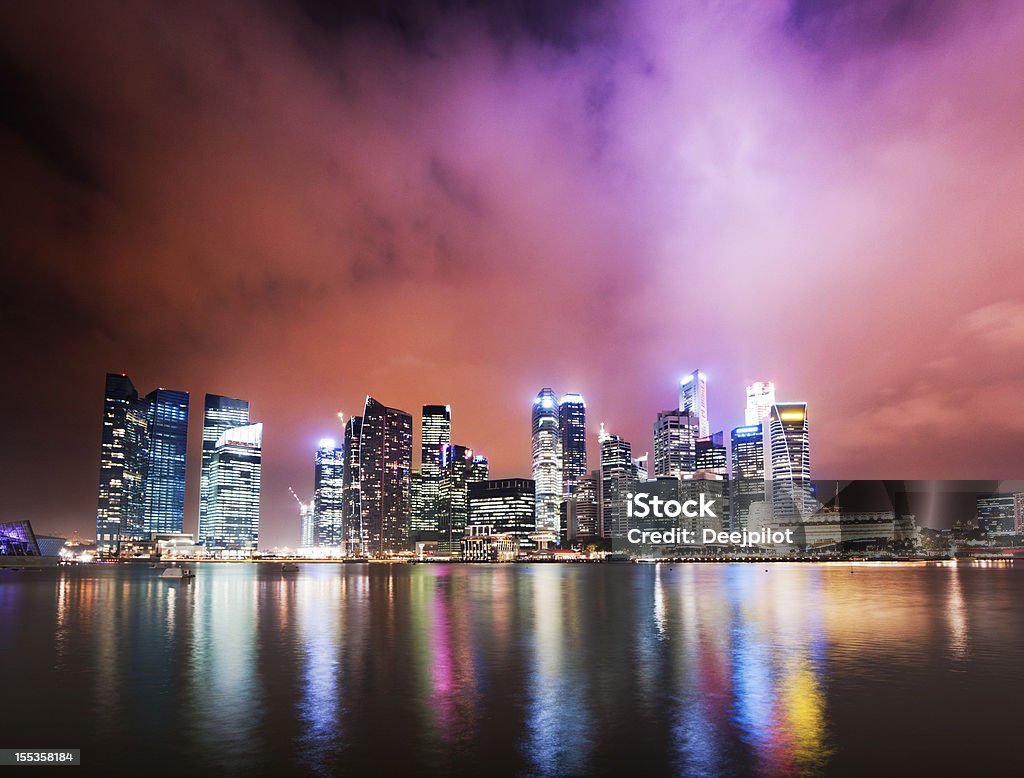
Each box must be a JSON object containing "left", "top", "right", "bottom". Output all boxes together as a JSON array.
[{"left": 3, "top": 1, "right": 1024, "bottom": 546}]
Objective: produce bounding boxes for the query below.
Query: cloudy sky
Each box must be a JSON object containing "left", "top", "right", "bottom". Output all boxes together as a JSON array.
[{"left": 1, "top": 0, "right": 1022, "bottom": 544}]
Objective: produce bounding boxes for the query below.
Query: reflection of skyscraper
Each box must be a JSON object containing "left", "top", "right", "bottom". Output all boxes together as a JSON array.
[
  {"left": 766, "top": 403, "right": 812, "bottom": 517},
  {"left": 359, "top": 396, "right": 413, "bottom": 556},
  {"left": 653, "top": 409, "right": 698, "bottom": 478},
  {"left": 205, "top": 422, "right": 263, "bottom": 552},
  {"left": 679, "top": 369, "right": 709, "bottom": 438},
  {"left": 142, "top": 388, "right": 189, "bottom": 536},
  {"left": 439, "top": 444, "right": 488, "bottom": 555},
  {"left": 96, "top": 373, "right": 148, "bottom": 555},
  {"left": 416, "top": 404, "right": 451, "bottom": 536},
  {"left": 559, "top": 394, "right": 587, "bottom": 497},
  {"left": 342, "top": 415, "right": 363, "bottom": 554},
  {"left": 200, "top": 394, "right": 250, "bottom": 543},
  {"left": 599, "top": 424, "right": 638, "bottom": 539},
  {"left": 745, "top": 381, "right": 776, "bottom": 426},
  {"left": 730, "top": 424, "right": 765, "bottom": 531},
  {"left": 532, "top": 388, "right": 562, "bottom": 534},
  {"left": 468, "top": 478, "right": 536, "bottom": 548},
  {"left": 313, "top": 439, "right": 345, "bottom": 546}
]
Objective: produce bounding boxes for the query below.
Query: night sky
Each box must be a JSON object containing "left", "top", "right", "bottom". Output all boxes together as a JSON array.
[{"left": 1, "top": 0, "right": 1022, "bottom": 546}]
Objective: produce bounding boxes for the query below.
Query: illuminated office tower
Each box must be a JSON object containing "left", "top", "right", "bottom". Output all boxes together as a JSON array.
[
  {"left": 532, "top": 388, "right": 562, "bottom": 534},
  {"left": 730, "top": 424, "right": 766, "bottom": 531},
  {"left": 468, "top": 478, "right": 536, "bottom": 549},
  {"left": 342, "top": 415, "right": 363, "bottom": 554},
  {"left": 1015, "top": 493, "right": 1024, "bottom": 535},
  {"left": 565, "top": 472, "right": 600, "bottom": 541},
  {"left": 679, "top": 370, "right": 709, "bottom": 438},
  {"left": 653, "top": 409, "right": 698, "bottom": 477},
  {"left": 599, "top": 424, "right": 638, "bottom": 539},
  {"left": 976, "top": 494, "right": 1015, "bottom": 535},
  {"left": 358, "top": 396, "right": 413, "bottom": 556},
  {"left": 313, "top": 439, "right": 345, "bottom": 547},
  {"left": 299, "top": 497, "right": 316, "bottom": 548},
  {"left": 745, "top": 381, "right": 776, "bottom": 426},
  {"left": 766, "top": 403, "right": 812, "bottom": 517},
  {"left": 141, "top": 388, "right": 189, "bottom": 536},
  {"left": 200, "top": 394, "right": 250, "bottom": 543},
  {"left": 96, "top": 373, "right": 149, "bottom": 555},
  {"left": 695, "top": 431, "right": 727, "bottom": 476},
  {"left": 559, "top": 394, "right": 587, "bottom": 497},
  {"left": 204, "top": 423, "right": 263, "bottom": 552},
  {"left": 438, "top": 444, "right": 488, "bottom": 554},
  {"left": 415, "top": 404, "right": 451, "bottom": 535}
]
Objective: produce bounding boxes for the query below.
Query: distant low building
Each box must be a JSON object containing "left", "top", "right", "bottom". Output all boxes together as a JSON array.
[{"left": 461, "top": 529, "right": 518, "bottom": 562}]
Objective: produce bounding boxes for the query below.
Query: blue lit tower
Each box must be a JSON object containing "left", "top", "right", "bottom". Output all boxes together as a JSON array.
[
  {"left": 559, "top": 393, "right": 587, "bottom": 497},
  {"left": 141, "top": 388, "right": 189, "bottom": 536},
  {"left": 531, "top": 388, "right": 562, "bottom": 534},
  {"left": 313, "top": 438, "right": 345, "bottom": 547},
  {"left": 205, "top": 422, "right": 263, "bottom": 552}
]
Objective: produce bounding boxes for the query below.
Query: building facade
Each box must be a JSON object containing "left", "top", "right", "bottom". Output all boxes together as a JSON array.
[
  {"left": 468, "top": 478, "right": 536, "bottom": 549},
  {"left": 438, "top": 444, "right": 488, "bottom": 555},
  {"left": 141, "top": 388, "right": 190, "bottom": 536},
  {"left": 96, "top": 374, "right": 148, "bottom": 555},
  {"left": 653, "top": 409, "right": 698, "bottom": 478},
  {"left": 358, "top": 396, "right": 413, "bottom": 556},
  {"left": 342, "top": 415, "right": 363, "bottom": 554},
  {"left": 745, "top": 381, "right": 776, "bottom": 426},
  {"left": 599, "top": 424, "right": 638, "bottom": 539},
  {"left": 559, "top": 393, "right": 587, "bottom": 498},
  {"left": 766, "top": 403, "right": 812, "bottom": 518},
  {"left": 532, "top": 388, "right": 562, "bottom": 535},
  {"left": 730, "top": 424, "right": 766, "bottom": 531},
  {"left": 679, "top": 369, "right": 709, "bottom": 438},
  {"left": 204, "top": 422, "right": 263, "bottom": 553},
  {"left": 313, "top": 438, "right": 345, "bottom": 546},
  {"left": 200, "top": 394, "right": 250, "bottom": 545},
  {"left": 415, "top": 404, "right": 451, "bottom": 536}
]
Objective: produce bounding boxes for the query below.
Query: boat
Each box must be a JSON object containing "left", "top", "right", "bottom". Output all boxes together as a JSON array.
[
  {"left": 159, "top": 566, "right": 194, "bottom": 580},
  {"left": 281, "top": 563, "right": 300, "bottom": 573}
]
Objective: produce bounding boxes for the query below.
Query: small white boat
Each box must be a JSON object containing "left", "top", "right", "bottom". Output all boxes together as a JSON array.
[
  {"left": 281, "top": 563, "right": 300, "bottom": 573},
  {"left": 159, "top": 566, "right": 194, "bottom": 579}
]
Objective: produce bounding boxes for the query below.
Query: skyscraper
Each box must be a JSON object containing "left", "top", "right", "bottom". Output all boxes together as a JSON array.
[
  {"left": 468, "top": 478, "right": 536, "bottom": 549},
  {"left": 653, "top": 409, "right": 698, "bottom": 478},
  {"left": 96, "top": 373, "right": 148, "bottom": 555},
  {"left": 141, "top": 388, "right": 189, "bottom": 536},
  {"left": 745, "top": 381, "right": 776, "bottom": 426},
  {"left": 204, "top": 422, "right": 263, "bottom": 553},
  {"left": 342, "top": 414, "right": 363, "bottom": 554},
  {"left": 565, "top": 471, "right": 599, "bottom": 541},
  {"left": 599, "top": 424, "right": 638, "bottom": 539},
  {"left": 559, "top": 393, "right": 587, "bottom": 498},
  {"left": 679, "top": 369, "right": 709, "bottom": 438},
  {"left": 200, "top": 394, "right": 250, "bottom": 543},
  {"left": 415, "top": 404, "right": 451, "bottom": 536},
  {"left": 532, "top": 388, "right": 562, "bottom": 534},
  {"left": 695, "top": 431, "right": 727, "bottom": 476},
  {"left": 438, "top": 444, "right": 488, "bottom": 555},
  {"left": 766, "top": 403, "right": 812, "bottom": 517},
  {"left": 313, "top": 438, "right": 345, "bottom": 546},
  {"left": 358, "top": 396, "right": 413, "bottom": 556},
  {"left": 730, "top": 424, "right": 766, "bottom": 531}
]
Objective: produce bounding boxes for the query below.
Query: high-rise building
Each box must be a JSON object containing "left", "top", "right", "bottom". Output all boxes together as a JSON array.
[
  {"left": 559, "top": 394, "right": 587, "bottom": 498},
  {"left": 679, "top": 369, "right": 709, "bottom": 438},
  {"left": 468, "top": 478, "right": 536, "bottom": 549},
  {"left": 599, "top": 424, "right": 638, "bottom": 539},
  {"left": 342, "top": 415, "right": 363, "bottom": 554},
  {"left": 200, "top": 394, "right": 250, "bottom": 543},
  {"left": 653, "top": 409, "right": 698, "bottom": 478},
  {"left": 976, "top": 495, "right": 1015, "bottom": 535},
  {"left": 766, "top": 403, "right": 812, "bottom": 517},
  {"left": 565, "top": 471, "right": 599, "bottom": 541},
  {"left": 358, "top": 396, "right": 413, "bottom": 556},
  {"left": 313, "top": 438, "right": 345, "bottom": 547},
  {"left": 532, "top": 388, "right": 562, "bottom": 535},
  {"left": 695, "top": 431, "right": 727, "bottom": 476},
  {"left": 438, "top": 444, "right": 488, "bottom": 554},
  {"left": 298, "top": 496, "right": 316, "bottom": 548},
  {"left": 141, "top": 388, "right": 189, "bottom": 536},
  {"left": 204, "top": 422, "right": 263, "bottom": 553},
  {"left": 730, "top": 424, "right": 766, "bottom": 531},
  {"left": 415, "top": 404, "right": 451, "bottom": 536},
  {"left": 1014, "top": 493, "right": 1024, "bottom": 536},
  {"left": 96, "top": 373, "right": 148, "bottom": 555},
  {"left": 745, "top": 381, "right": 776, "bottom": 426}
]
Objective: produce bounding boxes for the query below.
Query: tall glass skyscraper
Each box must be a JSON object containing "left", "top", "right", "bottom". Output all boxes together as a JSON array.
[
  {"left": 766, "top": 403, "right": 812, "bottom": 517},
  {"left": 415, "top": 404, "right": 451, "bottom": 535},
  {"left": 599, "top": 424, "right": 638, "bottom": 539},
  {"left": 358, "top": 396, "right": 413, "bottom": 556},
  {"left": 730, "top": 424, "right": 766, "bottom": 531},
  {"left": 559, "top": 393, "right": 587, "bottom": 498},
  {"left": 313, "top": 438, "right": 345, "bottom": 547},
  {"left": 532, "top": 388, "right": 562, "bottom": 534},
  {"left": 200, "top": 394, "right": 250, "bottom": 544},
  {"left": 679, "top": 369, "right": 709, "bottom": 438},
  {"left": 96, "top": 373, "right": 148, "bottom": 555},
  {"left": 141, "top": 388, "right": 189, "bottom": 536},
  {"left": 745, "top": 381, "right": 776, "bottom": 426},
  {"left": 653, "top": 409, "right": 698, "bottom": 477},
  {"left": 438, "top": 444, "right": 488, "bottom": 555},
  {"left": 204, "top": 422, "right": 263, "bottom": 552},
  {"left": 342, "top": 414, "right": 363, "bottom": 554}
]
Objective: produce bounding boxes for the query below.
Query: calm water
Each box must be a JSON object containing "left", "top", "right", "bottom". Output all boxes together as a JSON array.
[{"left": 1, "top": 562, "right": 1022, "bottom": 776}]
